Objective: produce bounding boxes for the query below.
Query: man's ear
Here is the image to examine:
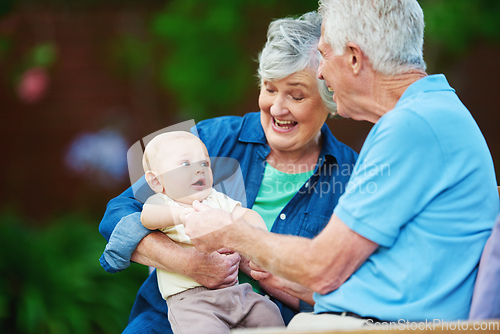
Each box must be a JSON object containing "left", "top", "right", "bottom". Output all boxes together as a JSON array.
[
  {"left": 145, "top": 171, "right": 164, "bottom": 194},
  {"left": 346, "top": 42, "right": 363, "bottom": 75}
]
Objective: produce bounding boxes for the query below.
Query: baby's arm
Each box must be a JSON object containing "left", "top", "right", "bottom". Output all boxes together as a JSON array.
[
  {"left": 141, "top": 204, "right": 190, "bottom": 230},
  {"left": 230, "top": 206, "right": 267, "bottom": 231}
]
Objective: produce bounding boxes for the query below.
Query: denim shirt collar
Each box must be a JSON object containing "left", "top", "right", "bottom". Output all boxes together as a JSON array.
[{"left": 238, "top": 112, "right": 343, "bottom": 169}]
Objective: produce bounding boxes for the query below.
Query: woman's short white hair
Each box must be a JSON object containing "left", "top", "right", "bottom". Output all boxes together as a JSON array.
[
  {"left": 319, "top": 0, "right": 426, "bottom": 75},
  {"left": 258, "top": 11, "right": 336, "bottom": 115}
]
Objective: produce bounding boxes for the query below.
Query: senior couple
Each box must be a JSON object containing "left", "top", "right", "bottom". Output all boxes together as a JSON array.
[{"left": 100, "top": 0, "right": 499, "bottom": 332}]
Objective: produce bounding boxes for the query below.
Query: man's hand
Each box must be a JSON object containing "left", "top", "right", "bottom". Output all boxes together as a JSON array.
[{"left": 182, "top": 200, "right": 234, "bottom": 253}]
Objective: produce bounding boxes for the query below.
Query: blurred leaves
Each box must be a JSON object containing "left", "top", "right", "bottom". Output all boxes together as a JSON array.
[
  {"left": 0, "top": 210, "right": 147, "bottom": 334},
  {"left": 27, "top": 43, "right": 57, "bottom": 69},
  {"left": 108, "top": 0, "right": 500, "bottom": 120},
  {"left": 420, "top": 0, "right": 500, "bottom": 53},
  {"left": 110, "top": 0, "right": 319, "bottom": 120},
  {"left": 150, "top": 0, "right": 253, "bottom": 119},
  {"left": 110, "top": 35, "right": 153, "bottom": 76}
]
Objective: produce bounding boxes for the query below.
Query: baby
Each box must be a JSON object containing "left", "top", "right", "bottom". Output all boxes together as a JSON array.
[{"left": 140, "top": 131, "right": 284, "bottom": 334}]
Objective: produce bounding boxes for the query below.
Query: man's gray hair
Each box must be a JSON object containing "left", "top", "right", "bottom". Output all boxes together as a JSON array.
[
  {"left": 258, "top": 11, "right": 336, "bottom": 115},
  {"left": 319, "top": 0, "right": 426, "bottom": 75}
]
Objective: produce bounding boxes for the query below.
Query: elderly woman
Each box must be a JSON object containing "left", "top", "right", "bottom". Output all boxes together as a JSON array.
[{"left": 99, "top": 11, "right": 357, "bottom": 333}]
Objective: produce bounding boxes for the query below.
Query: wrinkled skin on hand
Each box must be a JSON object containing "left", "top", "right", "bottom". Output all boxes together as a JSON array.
[
  {"left": 182, "top": 200, "right": 233, "bottom": 253},
  {"left": 187, "top": 248, "right": 240, "bottom": 289}
]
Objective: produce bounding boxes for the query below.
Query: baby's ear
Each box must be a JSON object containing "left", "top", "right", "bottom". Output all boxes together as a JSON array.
[{"left": 145, "top": 171, "right": 163, "bottom": 194}]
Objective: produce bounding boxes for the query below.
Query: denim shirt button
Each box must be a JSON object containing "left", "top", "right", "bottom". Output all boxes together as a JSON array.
[
  {"left": 305, "top": 181, "right": 309, "bottom": 188},
  {"left": 280, "top": 213, "right": 286, "bottom": 220}
]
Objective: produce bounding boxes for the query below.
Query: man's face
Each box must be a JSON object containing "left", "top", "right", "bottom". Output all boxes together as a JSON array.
[
  {"left": 156, "top": 138, "right": 213, "bottom": 205},
  {"left": 317, "top": 31, "right": 356, "bottom": 119}
]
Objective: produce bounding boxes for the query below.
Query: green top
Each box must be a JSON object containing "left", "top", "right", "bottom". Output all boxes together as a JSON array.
[{"left": 239, "top": 163, "right": 314, "bottom": 293}]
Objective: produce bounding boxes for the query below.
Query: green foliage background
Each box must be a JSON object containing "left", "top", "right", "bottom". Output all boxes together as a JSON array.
[
  {"left": 0, "top": 210, "right": 147, "bottom": 334},
  {"left": 111, "top": 0, "right": 320, "bottom": 120},
  {"left": 110, "top": 0, "right": 500, "bottom": 120}
]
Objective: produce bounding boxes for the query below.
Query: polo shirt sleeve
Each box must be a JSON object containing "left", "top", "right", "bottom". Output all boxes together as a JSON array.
[{"left": 334, "top": 110, "right": 447, "bottom": 247}]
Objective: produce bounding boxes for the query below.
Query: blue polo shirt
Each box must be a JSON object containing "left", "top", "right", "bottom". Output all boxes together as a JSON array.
[
  {"left": 99, "top": 112, "right": 358, "bottom": 331},
  {"left": 314, "top": 75, "right": 499, "bottom": 321}
]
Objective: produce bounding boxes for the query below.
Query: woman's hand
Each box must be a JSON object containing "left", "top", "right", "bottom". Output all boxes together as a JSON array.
[
  {"left": 131, "top": 231, "right": 240, "bottom": 289},
  {"left": 185, "top": 248, "right": 241, "bottom": 289}
]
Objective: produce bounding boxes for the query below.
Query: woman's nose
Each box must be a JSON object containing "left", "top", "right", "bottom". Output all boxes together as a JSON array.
[{"left": 270, "top": 95, "right": 289, "bottom": 116}]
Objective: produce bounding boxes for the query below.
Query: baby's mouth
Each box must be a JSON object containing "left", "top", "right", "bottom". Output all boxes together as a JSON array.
[
  {"left": 274, "top": 118, "right": 297, "bottom": 129},
  {"left": 192, "top": 179, "right": 205, "bottom": 187}
]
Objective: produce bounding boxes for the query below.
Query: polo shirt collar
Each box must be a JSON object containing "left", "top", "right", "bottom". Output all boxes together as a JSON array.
[{"left": 399, "top": 74, "right": 454, "bottom": 103}]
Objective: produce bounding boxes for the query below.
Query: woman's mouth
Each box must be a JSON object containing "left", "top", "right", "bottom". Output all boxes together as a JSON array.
[{"left": 273, "top": 118, "right": 297, "bottom": 131}]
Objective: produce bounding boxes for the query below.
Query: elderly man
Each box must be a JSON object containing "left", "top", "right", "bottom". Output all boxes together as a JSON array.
[{"left": 183, "top": 0, "right": 499, "bottom": 330}]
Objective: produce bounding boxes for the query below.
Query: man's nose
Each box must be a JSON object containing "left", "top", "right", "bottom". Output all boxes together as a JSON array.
[{"left": 317, "top": 63, "right": 324, "bottom": 80}]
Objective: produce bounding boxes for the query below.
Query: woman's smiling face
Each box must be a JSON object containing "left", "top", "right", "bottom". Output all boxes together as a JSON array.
[{"left": 259, "top": 69, "right": 329, "bottom": 155}]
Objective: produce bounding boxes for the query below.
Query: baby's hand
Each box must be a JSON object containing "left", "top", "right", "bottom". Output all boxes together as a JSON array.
[{"left": 179, "top": 207, "right": 195, "bottom": 224}]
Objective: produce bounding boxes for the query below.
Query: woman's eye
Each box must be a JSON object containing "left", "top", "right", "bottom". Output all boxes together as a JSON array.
[
  {"left": 266, "top": 88, "right": 275, "bottom": 94},
  {"left": 292, "top": 95, "right": 304, "bottom": 101}
]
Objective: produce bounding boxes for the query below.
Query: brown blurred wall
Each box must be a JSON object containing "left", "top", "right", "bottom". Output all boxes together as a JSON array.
[{"left": 0, "top": 5, "right": 499, "bottom": 221}]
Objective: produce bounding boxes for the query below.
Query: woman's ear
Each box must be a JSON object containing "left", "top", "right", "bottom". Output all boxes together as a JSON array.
[{"left": 145, "top": 171, "right": 164, "bottom": 194}]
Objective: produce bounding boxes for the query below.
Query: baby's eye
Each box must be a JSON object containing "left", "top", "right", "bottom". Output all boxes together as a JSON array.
[
  {"left": 201, "top": 161, "right": 209, "bottom": 167},
  {"left": 181, "top": 161, "right": 190, "bottom": 166}
]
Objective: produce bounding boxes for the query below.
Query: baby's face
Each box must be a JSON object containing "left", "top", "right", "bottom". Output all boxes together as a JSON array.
[{"left": 156, "top": 138, "right": 213, "bottom": 205}]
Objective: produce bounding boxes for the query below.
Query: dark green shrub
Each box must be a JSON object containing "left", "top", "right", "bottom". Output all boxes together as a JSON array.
[{"left": 0, "top": 210, "right": 148, "bottom": 334}]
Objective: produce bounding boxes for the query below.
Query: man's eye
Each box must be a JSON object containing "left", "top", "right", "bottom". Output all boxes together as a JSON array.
[{"left": 181, "top": 161, "right": 190, "bottom": 166}]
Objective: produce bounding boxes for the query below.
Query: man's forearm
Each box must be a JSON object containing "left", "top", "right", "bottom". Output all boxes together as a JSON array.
[
  {"left": 185, "top": 205, "right": 378, "bottom": 295},
  {"left": 222, "top": 220, "right": 317, "bottom": 289},
  {"left": 213, "top": 215, "right": 378, "bottom": 295}
]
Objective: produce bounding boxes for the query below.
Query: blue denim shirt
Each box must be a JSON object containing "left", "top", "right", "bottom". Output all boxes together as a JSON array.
[{"left": 99, "top": 112, "right": 358, "bottom": 330}]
